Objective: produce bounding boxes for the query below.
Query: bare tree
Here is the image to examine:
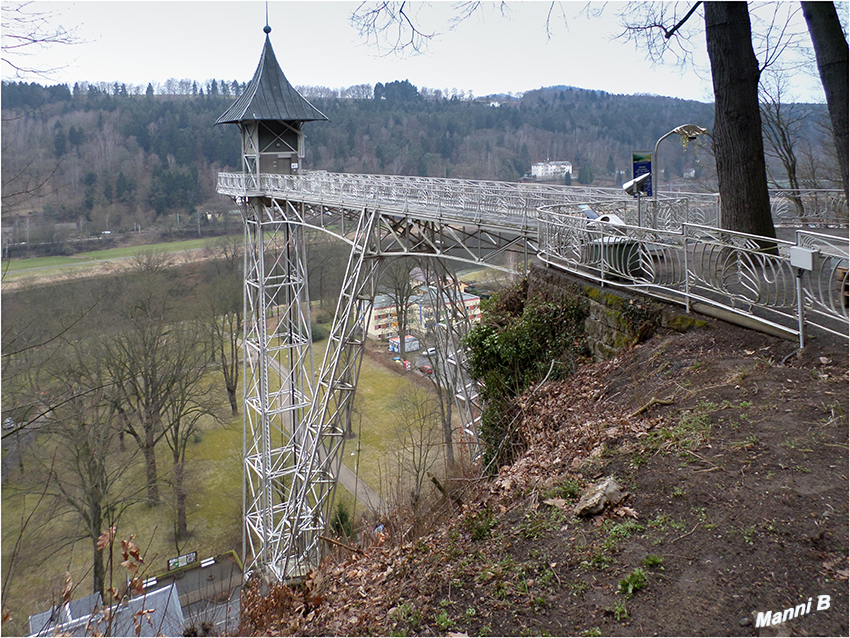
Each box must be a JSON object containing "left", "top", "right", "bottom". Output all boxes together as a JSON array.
[
  {"left": 801, "top": 1, "right": 849, "bottom": 198},
  {"left": 760, "top": 74, "right": 807, "bottom": 217},
  {"left": 102, "top": 252, "right": 203, "bottom": 504},
  {"left": 199, "top": 236, "right": 243, "bottom": 415},
  {"left": 38, "top": 341, "right": 141, "bottom": 598},
  {"left": 390, "top": 387, "right": 442, "bottom": 511},
  {"left": 413, "top": 258, "right": 478, "bottom": 470},
  {"left": 305, "top": 228, "right": 350, "bottom": 312},
  {"left": 380, "top": 259, "right": 417, "bottom": 360},
  {"left": 160, "top": 322, "right": 221, "bottom": 542}
]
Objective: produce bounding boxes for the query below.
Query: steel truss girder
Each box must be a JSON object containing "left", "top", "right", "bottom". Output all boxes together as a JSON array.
[
  {"left": 240, "top": 195, "right": 512, "bottom": 582},
  {"left": 277, "top": 199, "right": 534, "bottom": 271},
  {"left": 242, "top": 197, "right": 333, "bottom": 582}
]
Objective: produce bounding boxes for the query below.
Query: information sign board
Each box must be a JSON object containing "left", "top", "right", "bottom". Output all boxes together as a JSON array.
[
  {"left": 167, "top": 551, "right": 197, "bottom": 571},
  {"left": 631, "top": 151, "right": 653, "bottom": 197}
]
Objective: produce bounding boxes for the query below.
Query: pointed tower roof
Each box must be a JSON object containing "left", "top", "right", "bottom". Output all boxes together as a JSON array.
[{"left": 216, "top": 30, "right": 328, "bottom": 125}]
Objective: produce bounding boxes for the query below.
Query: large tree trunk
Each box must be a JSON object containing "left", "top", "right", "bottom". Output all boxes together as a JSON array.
[
  {"left": 801, "top": 1, "right": 849, "bottom": 198},
  {"left": 142, "top": 433, "right": 159, "bottom": 504},
  {"left": 703, "top": 2, "right": 776, "bottom": 241}
]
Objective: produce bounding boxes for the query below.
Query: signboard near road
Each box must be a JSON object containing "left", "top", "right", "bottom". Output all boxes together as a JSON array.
[
  {"left": 167, "top": 550, "right": 197, "bottom": 571},
  {"left": 632, "top": 151, "right": 653, "bottom": 197}
]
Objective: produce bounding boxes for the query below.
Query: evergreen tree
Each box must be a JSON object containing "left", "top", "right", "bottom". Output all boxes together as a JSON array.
[
  {"left": 53, "top": 123, "right": 67, "bottom": 158},
  {"left": 578, "top": 164, "right": 594, "bottom": 185}
]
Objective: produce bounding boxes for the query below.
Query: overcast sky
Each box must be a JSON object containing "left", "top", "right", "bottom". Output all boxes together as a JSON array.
[{"left": 2, "top": 1, "right": 838, "bottom": 103}]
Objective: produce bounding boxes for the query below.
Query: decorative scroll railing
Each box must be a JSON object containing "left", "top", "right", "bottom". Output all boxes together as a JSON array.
[
  {"left": 770, "top": 189, "right": 848, "bottom": 227},
  {"left": 537, "top": 204, "right": 849, "bottom": 345}
]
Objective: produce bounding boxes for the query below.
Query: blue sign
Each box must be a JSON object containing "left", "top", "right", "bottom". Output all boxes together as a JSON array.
[{"left": 632, "top": 151, "right": 653, "bottom": 197}]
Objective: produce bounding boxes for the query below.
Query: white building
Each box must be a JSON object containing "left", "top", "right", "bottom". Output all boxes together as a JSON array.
[
  {"left": 367, "top": 287, "right": 482, "bottom": 341},
  {"left": 531, "top": 160, "right": 573, "bottom": 180}
]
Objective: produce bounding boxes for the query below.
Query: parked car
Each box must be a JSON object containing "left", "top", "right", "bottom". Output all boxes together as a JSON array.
[
  {"left": 419, "top": 364, "right": 433, "bottom": 374},
  {"left": 423, "top": 347, "right": 437, "bottom": 357}
]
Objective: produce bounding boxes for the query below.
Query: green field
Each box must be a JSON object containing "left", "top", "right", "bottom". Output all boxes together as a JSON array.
[{"left": 1, "top": 236, "right": 241, "bottom": 279}]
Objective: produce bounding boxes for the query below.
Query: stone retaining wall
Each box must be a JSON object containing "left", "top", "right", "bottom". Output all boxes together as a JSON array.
[{"left": 527, "top": 263, "right": 707, "bottom": 360}]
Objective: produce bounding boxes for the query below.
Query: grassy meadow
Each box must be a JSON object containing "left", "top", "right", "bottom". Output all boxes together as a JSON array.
[{"left": 0, "top": 328, "right": 429, "bottom": 633}]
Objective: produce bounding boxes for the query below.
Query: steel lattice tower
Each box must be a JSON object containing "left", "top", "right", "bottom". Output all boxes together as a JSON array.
[
  {"left": 217, "top": 27, "right": 495, "bottom": 582},
  {"left": 216, "top": 26, "right": 337, "bottom": 581}
]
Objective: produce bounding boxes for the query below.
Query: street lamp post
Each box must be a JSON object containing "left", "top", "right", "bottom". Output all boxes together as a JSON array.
[{"left": 652, "top": 124, "right": 708, "bottom": 226}]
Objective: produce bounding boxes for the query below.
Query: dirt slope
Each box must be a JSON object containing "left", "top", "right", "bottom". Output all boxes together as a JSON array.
[{"left": 240, "top": 319, "right": 848, "bottom": 637}]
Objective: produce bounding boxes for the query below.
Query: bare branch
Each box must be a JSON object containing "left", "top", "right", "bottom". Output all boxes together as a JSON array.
[
  {"left": 1, "top": 1, "right": 81, "bottom": 79},
  {"left": 664, "top": 1, "right": 702, "bottom": 40},
  {"left": 616, "top": 1, "right": 705, "bottom": 69},
  {"left": 350, "top": 1, "right": 437, "bottom": 56},
  {"left": 751, "top": 2, "right": 810, "bottom": 75}
]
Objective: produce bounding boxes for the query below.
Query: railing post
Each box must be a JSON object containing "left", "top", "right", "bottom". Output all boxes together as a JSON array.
[
  {"left": 683, "top": 226, "right": 690, "bottom": 314},
  {"left": 796, "top": 269, "right": 806, "bottom": 349}
]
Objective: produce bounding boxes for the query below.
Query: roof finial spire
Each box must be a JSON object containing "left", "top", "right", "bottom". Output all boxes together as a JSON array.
[{"left": 263, "top": 1, "right": 271, "bottom": 34}]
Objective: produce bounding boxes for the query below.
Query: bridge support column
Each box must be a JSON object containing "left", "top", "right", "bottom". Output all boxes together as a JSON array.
[{"left": 242, "top": 198, "right": 323, "bottom": 581}]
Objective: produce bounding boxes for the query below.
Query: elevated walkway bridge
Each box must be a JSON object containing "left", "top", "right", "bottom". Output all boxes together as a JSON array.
[
  {"left": 219, "top": 170, "right": 848, "bottom": 343},
  {"left": 217, "top": 169, "right": 848, "bottom": 583}
]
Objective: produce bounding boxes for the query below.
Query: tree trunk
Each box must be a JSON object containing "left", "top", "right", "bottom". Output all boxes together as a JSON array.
[
  {"left": 90, "top": 500, "right": 105, "bottom": 598},
  {"left": 174, "top": 460, "right": 188, "bottom": 541},
  {"left": 801, "top": 1, "right": 849, "bottom": 198},
  {"left": 703, "top": 2, "right": 776, "bottom": 242},
  {"left": 92, "top": 538, "right": 105, "bottom": 599},
  {"left": 441, "top": 398, "right": 455, "bottom": 470},
  {"left": 227, "top": 385, "right": 239, "bottom": 415},
  {"left": 142, "top": 433, "right": 159, "bottom": 504}
]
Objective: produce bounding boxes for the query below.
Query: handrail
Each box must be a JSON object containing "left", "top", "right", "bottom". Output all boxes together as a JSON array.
[
  {"left": 537, "top": 203, "right": 849, "bottom": 345},
  {"left": 217, "top": 170, "right": 848, "bottom": 344}
]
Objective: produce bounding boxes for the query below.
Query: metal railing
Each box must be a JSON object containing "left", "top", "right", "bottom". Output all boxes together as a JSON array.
[
  {"left": 537, "top": 203, "right": 849, "bottom": 345},
  {"left": 219, "top": 172, "right": 847, "bottom": 230},
  {"left": 217, "top": 171, "right": 849, "bottom": 344},
  {"left": 219, "top": 171, "right": 721, "bottom": 233},
  {"left": 770, "top": 189, "right": 848, "bottom": 227}
]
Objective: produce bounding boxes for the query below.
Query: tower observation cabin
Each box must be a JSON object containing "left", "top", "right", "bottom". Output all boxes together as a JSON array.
[{"left": 216, "top": 24, "right": 328, "bottom": 183}]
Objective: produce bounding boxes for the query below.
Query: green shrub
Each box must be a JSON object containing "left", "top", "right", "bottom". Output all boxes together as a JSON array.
[
  {"left": 311, "top": 323, "right": 329, "bottom": 342},
  {"left": 463, "top": 505, "right": 497, "bottom": 541},
  {"left": 463, "top": 281, "right": 588, "bottom": 469},
  {"left": 330, "top": 501, "right": 353, "bottom": 539}
]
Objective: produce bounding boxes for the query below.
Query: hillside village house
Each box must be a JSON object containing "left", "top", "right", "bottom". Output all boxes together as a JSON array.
[
  {"left": 531, "top": 160, "right": 573, "bottom": 180},
  {"left": 367, "top": 286, "right": 482, "bottom": 341}
]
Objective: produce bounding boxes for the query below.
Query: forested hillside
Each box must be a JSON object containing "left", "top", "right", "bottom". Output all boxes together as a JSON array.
[{"left": 1, "top": 78, "right": 833, "bottom": 245}]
